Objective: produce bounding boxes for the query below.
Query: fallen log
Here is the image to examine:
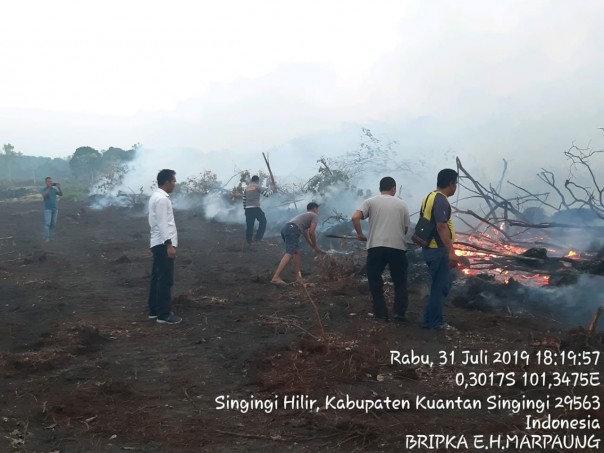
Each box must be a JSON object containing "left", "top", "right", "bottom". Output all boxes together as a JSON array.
[{"left": 507, "top": 220, "right": 604, "bottom": 231}]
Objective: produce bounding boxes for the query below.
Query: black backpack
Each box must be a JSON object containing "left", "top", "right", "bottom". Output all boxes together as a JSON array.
[{"left": 411, "top": 192, "right": 439, "bottom": 247}]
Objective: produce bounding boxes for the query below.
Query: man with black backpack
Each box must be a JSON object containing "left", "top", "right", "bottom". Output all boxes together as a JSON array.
[{"left": 417, "top": 169, "right": 459, "bottom": 330}]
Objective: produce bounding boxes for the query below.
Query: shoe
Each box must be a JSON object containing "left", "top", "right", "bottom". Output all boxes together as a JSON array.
[
  {"left": 150, "top": 310, "right": 173, "bottom": 319},
  {"left": 436, "top": 323, "right": 456, "bottom": 331},
  {"left": 371, "top": 313, "right": 390, "bottom": 323},
  {"left": 393, "top": 314, "right": 407, "bottom": 323},
  {"left": 157, "top": 314, "right": 182, "bottom": 324},
  {"left": 428, "top": 323, "right": 455, "bottom": 331}
]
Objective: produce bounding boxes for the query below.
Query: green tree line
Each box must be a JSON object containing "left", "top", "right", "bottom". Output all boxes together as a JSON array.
[{"left": 0, "top": 144, "right": 139, "bottom": 185}]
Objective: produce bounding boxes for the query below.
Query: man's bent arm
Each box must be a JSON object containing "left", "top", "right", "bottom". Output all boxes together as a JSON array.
[{"left": 351, "top": 210, "right": 367, "bottom": 241}]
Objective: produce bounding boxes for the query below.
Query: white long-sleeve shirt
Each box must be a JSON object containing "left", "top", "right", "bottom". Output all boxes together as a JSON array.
[{"left": 149, "top": 188, "right": 178, "bottom": 248}]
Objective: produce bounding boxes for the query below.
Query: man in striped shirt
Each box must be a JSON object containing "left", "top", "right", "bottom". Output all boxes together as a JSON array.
[{"left": 243, "top": 175, "right": 276, "bottom": 245}]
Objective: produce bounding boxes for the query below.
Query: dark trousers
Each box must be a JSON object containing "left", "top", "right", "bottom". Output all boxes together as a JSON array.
[
  {"left": 422, "top": 247, "right": 451, "bottom": 328},
  {"left": 148, "top": 244, "right": 175, "bottom": 319},
  {"left": 366, "top": 247, "right": 408, "bottom": 319},
  {"left": 245, "top": 207, "right": 267, "bottom": 243}
]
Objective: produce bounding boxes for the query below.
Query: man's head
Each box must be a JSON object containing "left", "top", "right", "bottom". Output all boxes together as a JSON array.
[
  {"left": 307, "top": 202, "right": 319, "bottom": 213},
  {"left": 251, "top": 175, "right": 260, "bottom": 183},
  {"left": 437, "top": 169, "right": 458, "bottom": 196},
  {"left": 379, "top": 176, "right": 396, "bottom": 194},
  {"left": 157, "top": 169, "right": 177, "bottom": 194},
  {"left": 45, "top": 177, "right": 53, "bottom": 187}
]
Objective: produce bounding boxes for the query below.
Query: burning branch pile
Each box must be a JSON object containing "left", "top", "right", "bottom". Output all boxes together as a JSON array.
[{"left": 452, "top": 146, "right": 604, "bottom": 287}]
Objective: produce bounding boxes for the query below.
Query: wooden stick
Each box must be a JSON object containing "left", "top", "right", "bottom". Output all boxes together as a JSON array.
[
  {"left": 587, "top": 306, "right": 603, "bottom": 340},
  {"left": 298, "top": 280, "right": 327, "bottom": 343},
  {"left": 324, "top": 234, "right": 359, "bottom": 240},
  {"left": 262, "top": 152, "right": 276, "bottom": 188}
]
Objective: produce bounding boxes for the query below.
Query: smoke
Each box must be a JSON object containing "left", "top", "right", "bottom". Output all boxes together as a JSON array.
[
  {"left": 525, "top": 274, "right": 604, "bottom": 326},
  {"left": 454, "top": 273, "right": 604, "bottom": 326}
]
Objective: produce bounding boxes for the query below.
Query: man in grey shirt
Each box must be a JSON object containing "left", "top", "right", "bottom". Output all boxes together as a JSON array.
[
  {"left": 243, "top": 175, "right": 276, "bottom": 245},
  {"left": 352, "top": 176, "right": 410, "bottom": 322},
  {"left": 271, "top": 202, "right": 325, "bottom": 285}
]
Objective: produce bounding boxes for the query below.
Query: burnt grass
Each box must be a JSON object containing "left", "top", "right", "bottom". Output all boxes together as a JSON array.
[{"left": 1, "top": 200, "right": 603, "bottom": 452}]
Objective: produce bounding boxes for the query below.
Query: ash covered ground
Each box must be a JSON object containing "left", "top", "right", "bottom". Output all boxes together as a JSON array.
[{"left": 1, "top": 199, "right": 603, "bottom": 452}]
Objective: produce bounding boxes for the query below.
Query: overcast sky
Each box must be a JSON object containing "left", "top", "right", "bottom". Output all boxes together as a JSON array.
[{"left": 2, "top": 0, "right": 604, "bottom": 188}]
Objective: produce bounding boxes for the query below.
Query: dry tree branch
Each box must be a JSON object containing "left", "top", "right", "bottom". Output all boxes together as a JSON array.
[
  {"left": 456, "top": 157, "right": 495, "bottom": 212},
  {"left": 454, "top": 208, "right": 514, "bottom": 243},
  {"left": 536, "top": 170, "right": 571, "bottom": 211},
  {"left": 506, "top": 181, "right": 558, "bottom": 212}
]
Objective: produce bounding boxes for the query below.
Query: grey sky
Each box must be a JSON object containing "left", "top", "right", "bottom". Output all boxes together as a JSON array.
[{"left": 1, "top": 0, "right": 604, "bottom": 189}]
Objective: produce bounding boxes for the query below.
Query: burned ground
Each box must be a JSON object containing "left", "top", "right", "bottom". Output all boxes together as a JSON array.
[{"left": 1, "top": 200, "right": 603, "bottom": 452}]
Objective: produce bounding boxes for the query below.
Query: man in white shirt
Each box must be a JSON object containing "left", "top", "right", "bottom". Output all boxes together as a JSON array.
[
  {"left": 352, "top": 176, "right": 411, "bottom": 322},
  {"left": 148, "top": 169, "right": 182, "bottom": 324}
]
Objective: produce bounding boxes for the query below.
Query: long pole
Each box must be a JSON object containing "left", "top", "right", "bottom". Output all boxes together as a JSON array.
[{"left": 262, "top": 152, "right": 276, "bottom": 188}]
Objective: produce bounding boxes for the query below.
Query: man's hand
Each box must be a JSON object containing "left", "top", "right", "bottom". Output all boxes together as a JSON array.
[
  {"left": 448, "top": 249, "right": 459, "bottom": 268},
  {"left": 167, "top": 244, "right": 177, "bottom": 259},
  {"left": 315, "top": 247, "right": 326, "bottom": 255},
  {"left": 356, "top": 233, "right": 367, "bottom": 242}
]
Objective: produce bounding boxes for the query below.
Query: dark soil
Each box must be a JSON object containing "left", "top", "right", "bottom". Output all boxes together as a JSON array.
[{"left": 1, "top": 200, "right": 602, "bottom": 452}]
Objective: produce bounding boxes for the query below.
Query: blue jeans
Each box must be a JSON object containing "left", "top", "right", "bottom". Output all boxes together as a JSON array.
[
  {"left": 422, "top": 247, "right": 451, "bottom": 328},
  {"left": 367, "top": 247, "right": 408, "bottom": 319},
  {"left": 281, "top": 223, "right": 301, "bottom": 255},
  {"left": 44, "top": 208, "right": 58, "bottom": 240}
]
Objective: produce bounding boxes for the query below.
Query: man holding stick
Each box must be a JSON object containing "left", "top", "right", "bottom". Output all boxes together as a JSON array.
[
  {"left": 271, "top": 202, "right": 325, "bottom": 285},
  {"left": 352, "top": 176, "right": 411, "bottom": 322},
  {"left": 243, "top": 175, "right": 276, "bottom": 245}
]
